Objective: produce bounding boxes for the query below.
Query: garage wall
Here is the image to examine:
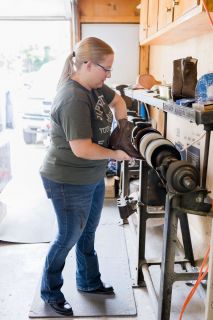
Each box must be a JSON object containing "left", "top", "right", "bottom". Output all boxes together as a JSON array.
[{"left": 149, "top": 33, "right": 213, "bottom": 84}]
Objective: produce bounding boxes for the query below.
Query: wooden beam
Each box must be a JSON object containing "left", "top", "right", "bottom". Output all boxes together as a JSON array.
[
  {"left": 78, "top": 0, "right": 140, "bottom": 23},
  {"left": 79, "top": 16, "right": 139, "bottom": 23},
  {"left": 139, "top": 45, "right": 149, "bottom": 74}
]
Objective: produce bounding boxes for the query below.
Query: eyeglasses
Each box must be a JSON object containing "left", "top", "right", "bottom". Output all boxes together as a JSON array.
[
  {"left": 84, "top": 61, "right": 112, "bottom": 73},
  {"left": 96, "top": 63, "right": 112, "bottom": 73}
]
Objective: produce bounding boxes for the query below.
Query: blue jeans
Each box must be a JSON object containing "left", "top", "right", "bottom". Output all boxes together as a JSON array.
[{"left": 40, "top": 176, "right": 105, "bottom": 303}]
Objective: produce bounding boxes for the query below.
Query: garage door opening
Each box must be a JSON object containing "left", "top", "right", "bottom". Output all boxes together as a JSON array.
[{"left": 0, "top": 20, "right": 71, "bottom": 243}]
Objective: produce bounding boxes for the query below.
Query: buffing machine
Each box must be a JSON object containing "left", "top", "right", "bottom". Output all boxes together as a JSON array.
[{"left": 112, "top": 119, "right": 213, "bottom": 320}]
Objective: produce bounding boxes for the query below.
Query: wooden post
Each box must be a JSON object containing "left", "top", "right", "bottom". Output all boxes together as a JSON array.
[{"left": 139, "top": 45, "right": 149, "bottom": 75}]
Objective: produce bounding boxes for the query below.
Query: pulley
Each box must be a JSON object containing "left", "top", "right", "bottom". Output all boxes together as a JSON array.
[{"left": 166, "top": 160, "right": 200, "bottom": 193}]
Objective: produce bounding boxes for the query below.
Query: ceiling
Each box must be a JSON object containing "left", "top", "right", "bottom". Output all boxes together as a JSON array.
[{"left": 0, "top": 0, "right": 73, "bottom": 20}]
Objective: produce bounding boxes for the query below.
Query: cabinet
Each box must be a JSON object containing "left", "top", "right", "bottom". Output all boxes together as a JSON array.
[
  {"left": 158, "top": 0, "right": 199, "bottom": 30},
  {"left": 139, "top": 0, "right": 213, "bottom": 45},
  {"left": 158, "top": 0, "right": 173, "bottom": 30},
  {"left": 147, "top": 0, "right": 159, "bottom": 37},
  {"left": 139, "top": 0, "right": 159, "bottom": 41},
  {"left": 173, "top": 0, "right": 198, "bottom": 20},
  {"left": 139, "top": 0, "right": 148, "bottom": 42}
]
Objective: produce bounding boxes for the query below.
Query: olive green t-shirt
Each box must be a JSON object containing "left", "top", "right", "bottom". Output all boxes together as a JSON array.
[{"left": 40, "top": 80, "right": 115, "bottom": 184}]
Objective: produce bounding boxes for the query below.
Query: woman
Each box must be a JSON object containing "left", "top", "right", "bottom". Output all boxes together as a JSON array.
[{"left": 39, "top": 37, "right": 132, "bottom": 316}]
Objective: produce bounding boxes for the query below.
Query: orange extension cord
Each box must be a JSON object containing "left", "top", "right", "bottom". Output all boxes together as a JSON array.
[
  {"left": 179, "top": 244, "right": 210, "bottom": 320},
  {"left": 202, "top": 0, "right": 213, "bottom": 26}
]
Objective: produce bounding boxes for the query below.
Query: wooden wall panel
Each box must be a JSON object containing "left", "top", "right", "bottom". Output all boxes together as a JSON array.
[
  {"left": 78, "top": 0, "right": 140, "bottom": 23},
  {"left": 148, "top": 106, "right": 165, "bottom": 135}
]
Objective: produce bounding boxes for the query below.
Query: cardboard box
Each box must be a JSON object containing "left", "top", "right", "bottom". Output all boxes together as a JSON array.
[
  {"left": 192, "top": 101, "right": 213, "bottom": 112},
  {"left": 104, "top": 177, "right": 116, "bottom": 198}
]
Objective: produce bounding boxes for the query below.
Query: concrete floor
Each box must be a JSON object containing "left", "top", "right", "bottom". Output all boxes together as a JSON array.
[
  {"left": 0, "top": 213, "right": 206, "bottom": 320},
  {"left": 0, "top": 127, "right": 206, "bottom": 320},
  {"left": 0, "top": 210, "right": 156, "bottom": 320}
]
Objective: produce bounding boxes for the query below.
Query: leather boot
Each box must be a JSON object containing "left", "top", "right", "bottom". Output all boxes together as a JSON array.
[
  {"left": 172, "top": 57, "right": 198, "bottom": 101},
  {"left": 182, "top": 57, "right": 198, "bottom": 98},
  {"left": 109, "top": 119, "right": 142, "bottom": 159},
  {"left": 172, "top": 58, "right": 183, "bottom": 101}
]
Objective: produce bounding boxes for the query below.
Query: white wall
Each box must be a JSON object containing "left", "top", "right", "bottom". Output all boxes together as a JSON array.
[
  {"left": 149, "top": 33, "right": 213, "bottom": 84},
  {"left": 81, "top": 23, "right": 140, "bottom": 87}
]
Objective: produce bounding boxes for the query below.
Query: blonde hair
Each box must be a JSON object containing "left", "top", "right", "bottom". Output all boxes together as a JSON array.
[{"left": 57, "top": 37, "right": 114, "bottom": 89}]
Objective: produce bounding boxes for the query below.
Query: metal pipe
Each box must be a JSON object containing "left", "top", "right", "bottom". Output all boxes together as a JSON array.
[
  {"left": 174, "top": 272, "right": 201, "bottom": 282},
  {"left": 122, "top": 160, "right": 129, "bottom": 197},
  {"left": 163, "top": 111, "right": 167, "bottom": 138},
  {"left": 158, "top": 194, "right": 178, "bottom": 320},
  {"left": 141, "top": 264, "right": 158, "bottom": 315},
  {"left": 201, "top": 129, "right": 211, "bottom": 188}
]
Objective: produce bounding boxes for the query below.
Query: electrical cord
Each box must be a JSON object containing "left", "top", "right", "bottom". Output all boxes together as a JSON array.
[
  {"left": 179, "top": 244, "right": 210, "bottom": 320},
  {"left": 177, "top": 132, "right": 206, "bottom": 153}
]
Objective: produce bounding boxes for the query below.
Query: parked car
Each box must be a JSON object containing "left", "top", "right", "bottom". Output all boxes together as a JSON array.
[
  {"left": 22, "top": 58, "right": 64, "bottom": 144},
  {"left": 22, "top": 94, "right": 52, "bottom": 144}
]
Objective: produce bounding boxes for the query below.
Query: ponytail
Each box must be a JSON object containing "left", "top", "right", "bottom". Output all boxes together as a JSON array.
[{"left": 57, "top": 52, "right": 75, "bottom": 90}]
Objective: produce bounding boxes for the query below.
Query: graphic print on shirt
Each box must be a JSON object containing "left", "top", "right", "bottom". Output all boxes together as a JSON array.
[
  {"left": 95, "top": 95, "right": 105, "bottom": 121},
  {"left": 95, "top": 93, "right": 113, "bottom": 127},
  {"left": 93, "top": 93, "right": 113, "bottom": 146}
]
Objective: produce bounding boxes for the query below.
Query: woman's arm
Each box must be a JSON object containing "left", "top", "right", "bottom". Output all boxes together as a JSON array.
[
  {"left": 109, "top": 93, "right": 128, "bottom": 121},
  {"left": 69, "top": 138, "right": 132, "bottom": 161}
]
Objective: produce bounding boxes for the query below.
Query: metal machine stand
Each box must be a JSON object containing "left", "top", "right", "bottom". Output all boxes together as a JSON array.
[
  {"left": 157, "top": 192, "right": 212, "bottom": 319},
  {"left": 135, "top": 160, "right": 195, "bottom": 288}
]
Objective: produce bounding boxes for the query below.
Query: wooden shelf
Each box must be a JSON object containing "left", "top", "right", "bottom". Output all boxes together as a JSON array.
[{"left": 140, "top": 5, "right": 213, "bottom": 45}]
